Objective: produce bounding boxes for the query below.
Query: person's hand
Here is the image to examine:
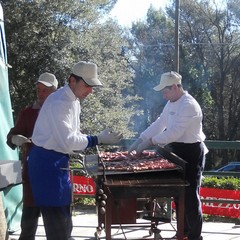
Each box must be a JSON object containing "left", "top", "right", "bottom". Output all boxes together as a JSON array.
[
  {"left": 135, "top": 138, "right": 153, "bottom": 155},
  {"left": 97, "top": 129, "right": 122, "bottom": 145},
  {"left": 11, "top": 135, "right": 31, "bottom": 146},
  {"left": 128, "top": 138, "right": 143, "bottom": 154}
]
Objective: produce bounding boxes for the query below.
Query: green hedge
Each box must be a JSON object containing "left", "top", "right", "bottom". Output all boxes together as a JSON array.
[{"left": 201, "top": 176, "right": 240, "bottom": 190}]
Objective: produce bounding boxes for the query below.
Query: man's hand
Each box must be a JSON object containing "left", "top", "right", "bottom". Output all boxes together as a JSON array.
[
  {"left": 135, "top": 138, "right": 153, "bottom": 155},
  {"left": 97, "top": 129, "right": 122, "bottom": 145},
  {"left": 11, "top": 135, "right": 31, "bottom": 146},
  {"left": 128, "top": 138, "right": 143, "bottom": 154}
]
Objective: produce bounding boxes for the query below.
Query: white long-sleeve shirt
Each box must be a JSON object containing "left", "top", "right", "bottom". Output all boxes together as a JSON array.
[
  {"left": 32, "top": 84, "right": 88, "bottom": 154},
  {"left": 140, "top": 91, "right": 206, "bottom": 146}
]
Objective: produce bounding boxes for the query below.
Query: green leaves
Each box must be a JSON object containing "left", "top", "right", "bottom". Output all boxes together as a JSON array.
[
  {"left": 3, "top": 0, "right": 137, "bottom": 138},
  {"left": 202, "top": 176, "right": 240, "bottom": 190}
]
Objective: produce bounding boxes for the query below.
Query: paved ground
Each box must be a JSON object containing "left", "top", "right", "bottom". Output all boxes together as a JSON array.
[{"left": 9, "top": 205, "right": 240, "bottom": 240}]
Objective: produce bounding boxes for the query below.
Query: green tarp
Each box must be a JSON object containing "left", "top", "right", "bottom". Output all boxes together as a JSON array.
[{"left": 0, "top": 3, "right": 22, "bottom": 232}]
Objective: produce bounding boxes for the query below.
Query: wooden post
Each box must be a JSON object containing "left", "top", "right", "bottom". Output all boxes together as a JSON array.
[{"left": 0, "top": 194, "right": 9, "bottom": 240}]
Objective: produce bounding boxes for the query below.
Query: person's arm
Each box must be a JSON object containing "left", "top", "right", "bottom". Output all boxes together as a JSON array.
[
  {"left": 44, "top": 100, "right": 89, "bottom": 152},
  {"left": 6, "top": 108, "right": 28, "bottom": 149},
  {"left": 128, "top": 106, "right": 168, "bottom": 154},
  {"left": 152, "top": 101, "right": 202, "bottom": 145},
  {"left": 140, "top": 111, "right": 168, "bottom": 140},
  {"left": 6, "top": 128, "right": 17, "bottom": 150},
  {"left": 33, "top": 99, "right": 121, "bottom": 153}
]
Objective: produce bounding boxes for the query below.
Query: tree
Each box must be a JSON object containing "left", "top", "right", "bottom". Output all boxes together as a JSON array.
[
  {"left": 128, "top": 5, "right": 176, "bottom": 134},
  {"left": 127, "top": 0, "right": 240, "bottom": 166},
  {"left": 2, "top": 0, "right": 138, "bottom": 139},
  {"left": 177, "top": 0, "right": 240, "bottom": 141},
  {"left": 74, "top": 20, "right": 139, "bottom": 137},
  {"left": 129, "top": 0, "right": 240, "bottom": 143}
]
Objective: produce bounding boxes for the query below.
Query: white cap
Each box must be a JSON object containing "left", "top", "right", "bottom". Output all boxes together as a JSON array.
[
  {"left": 153, "top": 71, "right": 182, "bottom": 91},
  {"left": 72, "top": 61, "right": 102, "bottom": 87},
  {"left": 37, "top": 72, "right": 58, "bottom": 89}
]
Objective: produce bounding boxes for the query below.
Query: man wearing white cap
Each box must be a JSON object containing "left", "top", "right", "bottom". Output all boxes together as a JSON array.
[
  {"left": 129, "top": 71, "right": 207, "bottom": 240},
  {"left": 7, "top": 72, "right": 58, "bottom": 240},
  {"left": 27, "top": 61, "right": 122, "bottom": 240}
]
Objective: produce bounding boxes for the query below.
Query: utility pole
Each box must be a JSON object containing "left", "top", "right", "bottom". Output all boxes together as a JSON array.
[{"left": 175, "top": 0, "right": 180, "bottom": 72}]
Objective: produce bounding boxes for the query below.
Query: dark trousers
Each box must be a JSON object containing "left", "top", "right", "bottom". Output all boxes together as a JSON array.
[
  {"left": 170, "top": 142, "right": 205, "bottom": 240},
  {"left": 41, "top": 206, "right": 72, "bottom": 240},
  {"left": 18, "top": 206, "right": 40, "bottom": 240},
  {"left": 18, "top": 206, "right": 72, "bottom": 240}
]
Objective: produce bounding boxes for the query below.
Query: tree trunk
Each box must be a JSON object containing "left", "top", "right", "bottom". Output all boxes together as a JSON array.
[{"left": 0, "top": 194, "right": 9, "bottom": 240}]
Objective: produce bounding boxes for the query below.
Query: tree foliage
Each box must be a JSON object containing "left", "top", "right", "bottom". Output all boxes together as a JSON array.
[
  {"left": 128, "top": 0, "right": 240, "bottom": 143},
  {"left": 2, "top": 0, "right": 138, "bottom": 138},
  {"left": 3, "top": 0, "right": 240, "bottom": 156},
  {"left": 128, "top": 6, "right": 176, "bottom": 134},
  {"left": 178, "top": 0, "right": 240, "bottom": 141}
]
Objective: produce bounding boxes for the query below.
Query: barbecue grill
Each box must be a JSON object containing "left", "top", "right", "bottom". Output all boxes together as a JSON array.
[{"left": 84, "top": 146, "right": 189, "bottom": 240}]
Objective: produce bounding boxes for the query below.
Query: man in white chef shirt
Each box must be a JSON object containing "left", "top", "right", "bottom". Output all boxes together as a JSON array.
[
  {"left": 129, "top": 71, "right": 208, "bottom": 240},
  {"left": 28, "top": 61, "right": 122, "bottom": 240}
]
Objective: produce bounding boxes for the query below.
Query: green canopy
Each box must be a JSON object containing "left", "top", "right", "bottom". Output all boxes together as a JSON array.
[{"left": 0, "top": 3, "right": 22, "bottom": 232}]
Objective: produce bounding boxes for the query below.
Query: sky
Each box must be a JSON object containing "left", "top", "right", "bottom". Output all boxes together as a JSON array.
[{"left": 109, "top": 0, "right": 170, "bottom": 27}]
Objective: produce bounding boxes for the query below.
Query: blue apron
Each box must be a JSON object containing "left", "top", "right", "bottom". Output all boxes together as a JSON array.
[{"left": 28, "top": 145, "right": 71, "bottom": 206}]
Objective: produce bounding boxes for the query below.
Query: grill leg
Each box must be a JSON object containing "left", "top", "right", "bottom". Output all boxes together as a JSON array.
[
  {"left": 104, "top": 188, "right": 112, "bottom": 240},
  {"left": 150, "top": 223, "right": 162, "bottom": 240},
  {"left": 177, "top": 190, "right": 185, "bottom": 240},
  {"left": 94, "top": 227, "right": 102, "bottom": 240}
]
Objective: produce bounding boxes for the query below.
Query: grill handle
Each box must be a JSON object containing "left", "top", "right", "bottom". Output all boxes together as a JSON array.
[
  {"left": 155, "top": 145, "right": 187, "bottom": 178},
  {"left": 96, "top": 145, "right": 107, "bottom": 182}
]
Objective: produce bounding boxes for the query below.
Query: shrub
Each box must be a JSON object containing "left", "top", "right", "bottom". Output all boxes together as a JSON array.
[{"left": 201, "top": 176, "right": 240, "bottom": 190}]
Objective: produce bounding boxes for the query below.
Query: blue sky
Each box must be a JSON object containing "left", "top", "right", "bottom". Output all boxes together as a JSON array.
[{"left": 109, "top": 0, "right": 169, "bottom": 27}]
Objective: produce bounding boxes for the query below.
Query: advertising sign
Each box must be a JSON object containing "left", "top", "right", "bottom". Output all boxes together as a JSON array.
[
  {"left": 200, "top": 187, "right": 240, "bottom": 219},
  {"left": 71, "top": 175, "right": 96, "bottom": 197}
]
